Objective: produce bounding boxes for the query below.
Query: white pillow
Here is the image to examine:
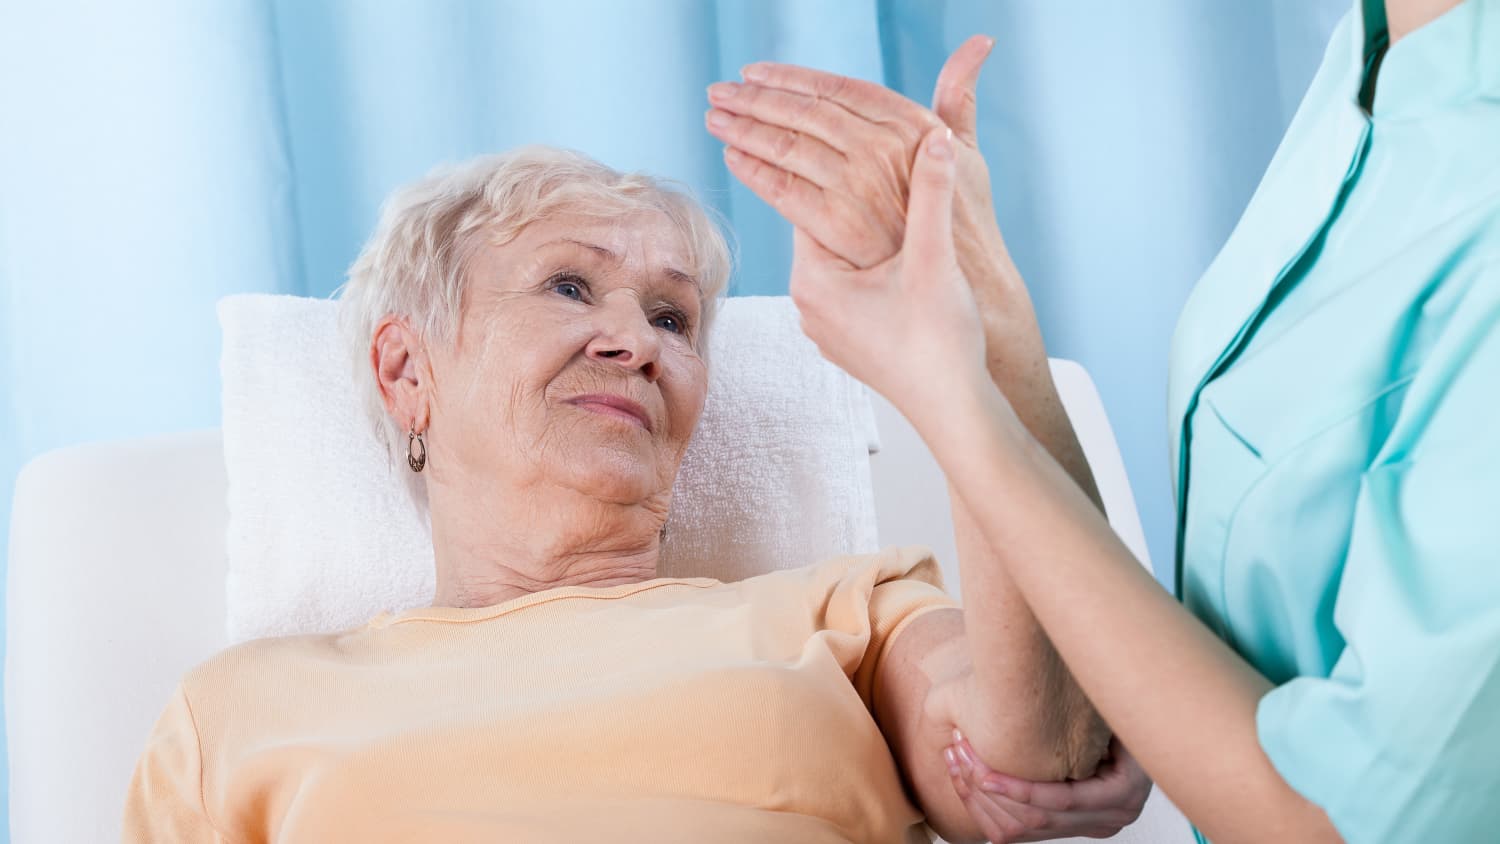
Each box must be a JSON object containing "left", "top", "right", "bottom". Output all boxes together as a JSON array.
[{"left": 219, "top": 294, "right": 880, "bottom": 642}]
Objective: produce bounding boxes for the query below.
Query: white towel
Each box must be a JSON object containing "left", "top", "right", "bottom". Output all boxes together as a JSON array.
[{"left": 219, "top": 294, "right": 879, "bottom": 643}]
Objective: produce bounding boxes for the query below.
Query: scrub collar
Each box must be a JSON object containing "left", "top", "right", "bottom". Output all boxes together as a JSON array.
[{"left": 1356, "top": 0, "right": 1500, "bottom": 120}]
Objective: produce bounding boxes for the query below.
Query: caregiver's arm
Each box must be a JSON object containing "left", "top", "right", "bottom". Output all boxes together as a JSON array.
[
  {"left": 811, "top": 78, "right": 1334, "bottom": 842},
  {"left": 917, "top": 374, "right": 1341, "bottom": 844},
  {"left": 774, "top": 121, "right": 1339, "bottom": 842}
]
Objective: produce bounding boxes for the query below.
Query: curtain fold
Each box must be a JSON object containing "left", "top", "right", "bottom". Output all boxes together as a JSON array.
[{"left": 0, "top": 1, "right": 1346, "bottom": 825}]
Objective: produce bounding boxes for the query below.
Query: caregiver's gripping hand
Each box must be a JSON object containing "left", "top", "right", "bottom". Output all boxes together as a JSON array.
[{"left": 948, "top": 734, "right": 1151, "bottom": 843}]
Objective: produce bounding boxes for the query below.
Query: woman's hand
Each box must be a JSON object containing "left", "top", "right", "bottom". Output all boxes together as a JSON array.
[
  {"left": 705, "top": 35, "right": 1045, "bottom": 374},
  {"left": 947, "top": 734, "right": 1152, "bottom": 842},
  {"left": 708, "top": 38, "right": 1107, "bottom": 510},
  {"left": 781, "top": 126, "right": 988, "bottom": 416}
]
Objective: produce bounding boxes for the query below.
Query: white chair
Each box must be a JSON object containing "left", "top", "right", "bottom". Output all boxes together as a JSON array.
[{"left": 6, "top": 359, "right": 1194, "bottom": 843}]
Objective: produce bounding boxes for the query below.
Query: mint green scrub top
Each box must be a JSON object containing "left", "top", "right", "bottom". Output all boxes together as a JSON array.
[{"left": 1166, "top": 1, "right": 1500, "bottom": 841}]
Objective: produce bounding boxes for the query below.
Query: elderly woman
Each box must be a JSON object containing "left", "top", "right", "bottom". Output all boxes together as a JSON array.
[{"left": 121, "top": 67, "right": 1119, "bottom": 843}]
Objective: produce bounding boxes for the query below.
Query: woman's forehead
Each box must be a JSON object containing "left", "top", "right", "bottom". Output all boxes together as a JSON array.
[
  {"left": 467, "top": 210, "right": 700, "bottom": 298},
  {"left": 508, "top": 209, "right": 689, "bottom": 263}
]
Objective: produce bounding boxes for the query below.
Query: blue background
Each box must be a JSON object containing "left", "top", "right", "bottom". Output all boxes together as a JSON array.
[{"left": 0, "top": 0, "right": 1347, "bottom": 834}]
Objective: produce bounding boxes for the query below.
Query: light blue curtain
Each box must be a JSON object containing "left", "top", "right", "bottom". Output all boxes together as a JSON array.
[{"left": 0, "top": 0, "right": 1346, "bottom": 830}]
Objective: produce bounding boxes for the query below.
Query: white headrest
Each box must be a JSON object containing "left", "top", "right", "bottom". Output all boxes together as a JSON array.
[{"left": 218, "top": 294, "right": 880, "bottom": 642}]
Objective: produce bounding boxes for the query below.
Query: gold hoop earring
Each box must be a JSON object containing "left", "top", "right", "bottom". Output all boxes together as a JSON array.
[{"left": 407, "top": 429, "right": 427, "bottom": 473}]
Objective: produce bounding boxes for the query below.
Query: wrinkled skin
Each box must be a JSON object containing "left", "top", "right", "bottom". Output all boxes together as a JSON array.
[
  {"left": 373, "top": 209, "right": 708, "bottom": 606},
  {"left": 429, "top": 211, "right": 706, "bottom": 508}
]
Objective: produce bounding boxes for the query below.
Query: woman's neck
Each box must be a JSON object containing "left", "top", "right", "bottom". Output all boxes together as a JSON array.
[
  {"left": 425, "top": 478, "right": 665, "bottom": 608},
  {"left": 1385, "top": 0, "right": 1463, "bottom": 44}
]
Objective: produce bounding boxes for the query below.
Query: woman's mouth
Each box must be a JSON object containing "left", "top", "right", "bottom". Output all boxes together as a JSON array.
[{"left": 565, "top": 394, "right": 652, "bottom": 432}]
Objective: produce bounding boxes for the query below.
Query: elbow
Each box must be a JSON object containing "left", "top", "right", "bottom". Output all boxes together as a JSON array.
[
  {"left": 964, "top": 676, "right": 1112, "bottom": 782},
  {"left": 1042, "top": 652, "right": 1112, "bottom": 780},
  {"left": 961, "top": 721, "right": 1107, "bottom": 785},
  {"left": 1041, "top": 672, "right": 1112, "bottom": 780},
  {"left": 1025, "top": 714, "right": 1112, "bottom": 783},
  {"left": 1059, "top": 700, "right": 1112, "bottom": 780}
]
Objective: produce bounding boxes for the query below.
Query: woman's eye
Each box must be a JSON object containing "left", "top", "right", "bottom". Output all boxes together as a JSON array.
[
  {"left": 653, "top": 312, "right": 687, "bottom": 334},
  {"left": 550, "top": 276, "right": 587, "bottom": 301}
]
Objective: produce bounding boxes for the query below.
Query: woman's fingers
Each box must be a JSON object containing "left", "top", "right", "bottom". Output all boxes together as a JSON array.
[
  {"left": 737, "top": 37, "right": 992, "bottom": 143},
  {"left": 705, "top": 108, "right": 846, "bottom": 191},
  {"left": 721, "top": 146, "right": 829, "bottom": 232},
  {"left": 708, "top": 81, "right": 870, "bottom": 154},
  {"left": 931, "top": 34, "right": 995, "bottom": 143},
  {"left": 739, "top": 60, "right": 940, "bottom": 137},
  {"left": 721, "top": 145, "right": 895, "bottom": 268}
]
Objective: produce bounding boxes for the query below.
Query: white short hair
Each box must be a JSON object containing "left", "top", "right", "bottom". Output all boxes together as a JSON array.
[{"left": 337, "top": 146, "right": 733, "bottom": 505}]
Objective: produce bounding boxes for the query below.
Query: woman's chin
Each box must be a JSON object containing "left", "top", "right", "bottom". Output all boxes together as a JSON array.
[{"left": 560, "top": 444, "right": 667, "bottom": 503}]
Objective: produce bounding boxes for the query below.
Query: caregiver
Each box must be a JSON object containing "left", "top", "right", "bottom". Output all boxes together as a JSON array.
[{"left": 705, "top": 0, "right": 1500, "bottom": 841}]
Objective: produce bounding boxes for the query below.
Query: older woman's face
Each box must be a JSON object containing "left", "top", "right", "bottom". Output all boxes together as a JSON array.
[{"left": 426, "top": 209, "right": 708, "bottom": 513}]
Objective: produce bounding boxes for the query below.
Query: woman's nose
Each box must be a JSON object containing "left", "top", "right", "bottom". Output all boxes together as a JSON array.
[{"left": 585, "top": 296, "right": 662, "bottom": 380}]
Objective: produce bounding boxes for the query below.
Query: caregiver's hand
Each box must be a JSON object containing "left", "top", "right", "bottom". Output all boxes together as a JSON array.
[
  {"left": 705, "top": 35, "right": 1045, "bottom": 374},
  {"left": 786, "top": 126, "right": 987, "bottom": 415},
  {"left": 948, "top": 734, "right": 1151, "bottom": 842}
]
